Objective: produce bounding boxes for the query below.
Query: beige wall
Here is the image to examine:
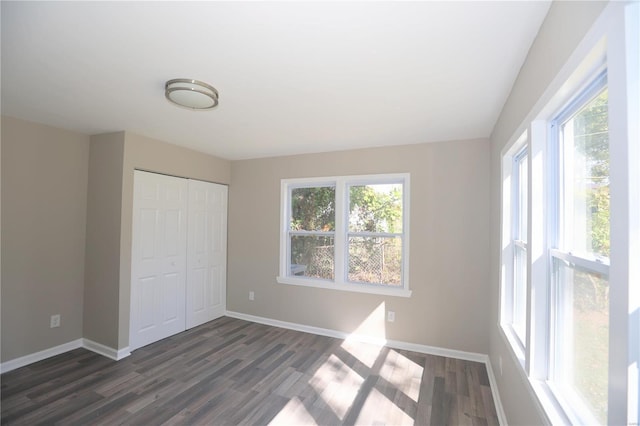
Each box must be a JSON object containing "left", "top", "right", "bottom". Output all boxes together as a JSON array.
[
  {"left": 488, "top": 2, "right": 607, "bottom": 424},
  {"left": 228, "top": 139, "right": 491, "bottom": 353},
  {"left": 1, "top": 116, "right": 90, "bottom": 362},
  {"left": 83, "top": 132, "right": 125, "bottom": 347}
]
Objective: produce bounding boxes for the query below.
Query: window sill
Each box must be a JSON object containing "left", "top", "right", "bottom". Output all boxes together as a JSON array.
[
  {"left": 499, "top": 324, "right": 526, "bottom": 369},
  {"left": 529, "top": 380, "right": 573, "bottom": 426},
  {"left": 276, "top": 276, "right": 412, "bottom": 298}
]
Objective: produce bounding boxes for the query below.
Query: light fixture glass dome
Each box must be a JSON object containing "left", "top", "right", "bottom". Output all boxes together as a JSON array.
[{"left": 165, "top": 79, "right": 219, "bottom": 110}]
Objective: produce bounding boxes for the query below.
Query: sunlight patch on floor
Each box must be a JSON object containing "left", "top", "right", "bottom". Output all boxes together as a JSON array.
[
  {"left": 379, "top": 349, "right": 423, "bottom": 402},
  {"left": 354, "top": 386, "right": 415, "bottom": 425},
  {"left": 268, "top": 397, "right": 316, "bottom": 425},
  {"left": 340, "top": 339, "right": 383, "bottom": 370},
  {"left": 309, "top": 354, "right": 364, "bottom": 420}
]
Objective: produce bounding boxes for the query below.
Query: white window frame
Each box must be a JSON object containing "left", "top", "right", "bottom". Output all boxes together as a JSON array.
[
  {"left": 513, "top": 146, "right": 529, "bottom": 345},
  {"left": 283, "top": 180, "right": 337, "bottom": 281},
  {"left": 546, "top": 71, "right": 609, "bottom": 426},
  {"left": 497, "top": 2, "right": 639, "bottom": 425},
  {"left": 277, "top": 173, "right": 411, "bottom": 298},
  {"left": 500, "top": 132, "right": 529, "bottom": 363}
]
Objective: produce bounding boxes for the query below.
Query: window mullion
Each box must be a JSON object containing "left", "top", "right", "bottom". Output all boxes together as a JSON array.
[
  {"left": 350, "top": 231, "right": 402, "bottom": 239},
  {"left": 529, "top": 119, "right": 548, "bottom": 379},
  {"left": 289, "top": 230, "right": 335, "bottom": 237},
  {"left": 280, "top": 182, "right": 291, "bottom": 278},
  {"left": 334, "top": 179, "right": 346, "bottom": 283}
]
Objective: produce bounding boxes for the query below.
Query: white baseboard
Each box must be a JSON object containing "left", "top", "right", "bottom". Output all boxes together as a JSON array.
[
  {"left": 226, "top": 310, "right": 486, "bottom": 361},
  {"left": 0, "top": 339, "right": 83, "bottom": 374},
  {"left": 1, "top": 339, "right": 130, "bottom": 374},
  {"left": 83, "top": 339, "right": 131, "bottom": 361},
  {"left": 483, "top": 354, "right": 508, "bottom": 426},
  {"left": 226, "top": 310, "right": 507, "bottom": 425},
  {"left": 227, "top": 310, "right": 386, "bottom": 345}
]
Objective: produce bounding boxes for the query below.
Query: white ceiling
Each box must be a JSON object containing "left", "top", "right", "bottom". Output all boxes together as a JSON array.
[{"left": 1, "top": 1, "right": 550, "bottom": 160}]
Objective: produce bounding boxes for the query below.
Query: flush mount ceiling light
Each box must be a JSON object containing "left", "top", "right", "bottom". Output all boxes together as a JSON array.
[{"left": 165, "top": 78, "right": 219, "bottom": 110}]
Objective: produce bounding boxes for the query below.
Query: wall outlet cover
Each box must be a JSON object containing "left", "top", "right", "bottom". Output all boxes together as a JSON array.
[{"left": 50, "top": 314, "right": 61, "bottom": 328}]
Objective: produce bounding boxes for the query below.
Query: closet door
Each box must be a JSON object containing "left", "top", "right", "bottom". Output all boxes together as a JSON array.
[
  {"left": 186, "top": 180, "right": 227, "bottom": 329},
  {"left": 130, "top": 170, "right": 188, "bottom": 350}
]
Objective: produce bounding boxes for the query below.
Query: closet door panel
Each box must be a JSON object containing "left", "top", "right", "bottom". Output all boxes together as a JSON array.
[
  {"left": 130, "top": 171, "right": 188, "bottom": 350},
  {"left": 186, "top": 180, "right": 227, "bottom": 329}
]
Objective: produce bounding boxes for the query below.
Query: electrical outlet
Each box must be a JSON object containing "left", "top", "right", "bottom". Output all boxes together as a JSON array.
[
  {"left": 249, "top": 291, "right": 255, "bottom": 301},
  {"left": 50, "top": 314, "right": 61, "bottom": 328},
  {"left": 387, "top": 311, "right": 395, "bottom": 322}
]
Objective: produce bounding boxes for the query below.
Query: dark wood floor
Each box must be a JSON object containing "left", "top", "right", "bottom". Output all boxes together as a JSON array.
[{"left": 1, "top": 317, "right": 499, "bottom": 425}]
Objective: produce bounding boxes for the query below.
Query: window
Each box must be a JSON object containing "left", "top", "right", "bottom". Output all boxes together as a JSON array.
[
  {"left": 289, "top": 185, "right": 336, "bottom": 280},
  {"left": 500, "top": 135, "right": 529, "bottom": 357},
  {"left": 278, "top": 174, "right": 410, "bottom": 297},
  {"left": 347, "top": 182, "right": 404, "bottom": 286},
  {"left": 497, "top": 3, "right": 638, "bottom": 425},
  {"left": 548, "top": 76, "right": 609, "bottom": 425}
]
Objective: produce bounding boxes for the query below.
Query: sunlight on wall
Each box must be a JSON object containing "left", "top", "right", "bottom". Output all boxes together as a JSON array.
[
  {"left": 342, "top": 302, "right": 387, "bottom": 368},
  {"left": 345, "top": 301, "right": 387, "bottom": 343}
]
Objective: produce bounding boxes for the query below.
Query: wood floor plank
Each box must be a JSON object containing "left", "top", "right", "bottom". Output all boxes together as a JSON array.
[{"left": 1, "top": 317, "right": 501, "bottom": 425}]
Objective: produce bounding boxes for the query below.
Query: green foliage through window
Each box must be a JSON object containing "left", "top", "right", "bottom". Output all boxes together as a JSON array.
[
  {"left": 291, "top": 187, "right": 335, "bottom": 231},
  {"left": 349, "top": 184, "right": 403, "bottom": 233},
  {"left": 570, "top": 88, "right": 609, "bottom": 257}
]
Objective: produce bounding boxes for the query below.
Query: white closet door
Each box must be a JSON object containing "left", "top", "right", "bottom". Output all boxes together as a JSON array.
[
  {"left": 130, "top": 170, "right": 188, "bottom": 350},
  {"left": 186, "top": 180, "right": 227, "bottom": 329}
]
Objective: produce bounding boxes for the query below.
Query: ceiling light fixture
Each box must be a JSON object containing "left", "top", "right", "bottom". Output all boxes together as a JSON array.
[{"left": 165, "top": 78, "right": 219, "bottom": 110}]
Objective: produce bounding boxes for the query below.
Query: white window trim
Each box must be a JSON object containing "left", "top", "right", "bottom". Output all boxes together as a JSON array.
[{"left": 277, "top": 173, "right": 411, "bottom": 298}]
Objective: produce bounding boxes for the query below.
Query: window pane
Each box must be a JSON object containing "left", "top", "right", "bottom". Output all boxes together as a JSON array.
[
  {"left": 517, "top": 154, "right": 528, "bottom": 242},
  {"left": 349, "top": 184, "right": 403, "bottom": 233},
  {"left": 513, "top": 245, "right": 527, "bottom": 342},
  {"left": 290, "top": 235, "right": 334, "bottom": 280},
  {"left": 291, "top": 187, "right": 335, "bottom": 231},
  {"left": 552, "top": 259, "right": 609, "bottom": 424},
  {"left": 348, "top": 236, "right": 401, "bottom": 285},
  {"left": 561, "top": 89, "right": 609, "bottom": 258}
]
